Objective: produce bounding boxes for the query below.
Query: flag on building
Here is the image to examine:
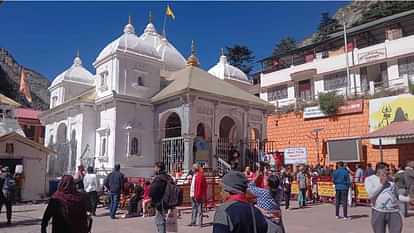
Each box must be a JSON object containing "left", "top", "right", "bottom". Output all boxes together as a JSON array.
[
  {"left": 19, "top": 68, "right": 32, "bottom": 103},
  {"left": 166, "top": 4, "right": 175, "bottom": 20}
]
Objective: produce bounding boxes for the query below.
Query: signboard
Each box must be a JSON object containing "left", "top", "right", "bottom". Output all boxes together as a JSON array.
[
  {"left": 284, "top": 147, "right": 307, "bottom": 165},
  {"left": 369, "top": 94, "right": 414, "bottom": 145},
  {"left": 358, "top": 47, "right": 386, "bottom": 64},
  {"left": 318, "top": 181, "right": 335, "bottom": 197},
  {"left": 193, "top": 137, "right": 209, "bottom": 163},
  {"left": 303, "top": 99, "right": 363, "bottom": 119},
  {"left": 355, "top": 183, "right": 369, "bottom": 200},
  {"left": 327, "top": 139, "right": 361, "bottom": 162}
]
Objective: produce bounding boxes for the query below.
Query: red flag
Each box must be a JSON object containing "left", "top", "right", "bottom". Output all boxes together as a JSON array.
[{"left": 19, "top": 68, "right": 32, "bottom": 103}]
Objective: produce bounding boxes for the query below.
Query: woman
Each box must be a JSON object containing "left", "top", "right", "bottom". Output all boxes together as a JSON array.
[
  {"left": 142, "top": 180, "right": 152, "bottom": 217},
  {"left": 244, "top": 166, "right": 256, "bottom": 182},
  {"left": 41, "top": 175, "right": 90, "bottom": 233},
  {"left": 248, "top": 175, "right": 285, "bottom": 233}
]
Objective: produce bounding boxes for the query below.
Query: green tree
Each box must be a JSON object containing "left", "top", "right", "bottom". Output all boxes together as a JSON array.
[
  {"left": 272, "top": 37, "right": 297, "bottom": 56},
  {"left": 359, "top": 1, "right": 414, "bottom": 25},
  {"left": 225, "top": 45, "right": 255, "bottom": 75},
  {"left": 313, "top": 12, "right": 340, "bottom": 43}
]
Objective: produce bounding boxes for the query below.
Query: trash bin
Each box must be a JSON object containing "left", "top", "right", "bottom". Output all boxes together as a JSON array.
[{"left": 49, "top": 179, "right": 59, "bottom": 196}]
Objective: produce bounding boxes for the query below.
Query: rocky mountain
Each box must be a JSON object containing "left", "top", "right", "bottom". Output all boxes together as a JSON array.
[
  {"left": 301, "top": 0, "right": 380, "bottom": 46},
  {"left": 0, "top": 48, "right": 50, "bottom": 110}
]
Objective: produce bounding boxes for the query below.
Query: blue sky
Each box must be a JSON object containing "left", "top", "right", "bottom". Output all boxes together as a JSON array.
[{"left": 0, "top": 1, "right": 348, "bottom": 80}]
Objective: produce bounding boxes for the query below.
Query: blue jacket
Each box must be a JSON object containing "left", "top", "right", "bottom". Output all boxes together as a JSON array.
[{"left": 332, "top": 167, "right": 350, "bottom": 191}]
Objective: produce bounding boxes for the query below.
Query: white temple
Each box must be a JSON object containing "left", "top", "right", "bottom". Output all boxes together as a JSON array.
[{"left": 40, "top": 16, "right": 273, "bottom": 177}]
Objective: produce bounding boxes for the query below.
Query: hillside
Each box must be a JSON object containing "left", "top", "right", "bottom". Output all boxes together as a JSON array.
[{"left": 0, "top": 48, "right": 50, "bottom": 110}]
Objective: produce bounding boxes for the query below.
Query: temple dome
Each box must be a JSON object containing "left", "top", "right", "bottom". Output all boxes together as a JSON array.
[
  {"left": 208, "top": 51, "right": 250, "bottom": 83},
  {"left": 51, "top": 53, "right": 94, "bottom": 87}
]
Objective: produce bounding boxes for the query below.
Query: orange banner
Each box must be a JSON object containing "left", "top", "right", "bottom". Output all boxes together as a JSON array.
[{"left": 318, "top": 181, "right": 335, "bottom": 197}]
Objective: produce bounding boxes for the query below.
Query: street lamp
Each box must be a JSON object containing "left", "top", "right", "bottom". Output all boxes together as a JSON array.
[{"left": 311, "top": 128, "right": 324, "bottom": 165}]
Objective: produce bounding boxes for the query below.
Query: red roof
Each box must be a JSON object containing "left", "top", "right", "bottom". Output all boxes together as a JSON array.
[
  {"left": 15, "top": 108, "right": 41, "bottom": 120},
  {"left": 366, "top": 121, "right": 414, "bottom": 139}
]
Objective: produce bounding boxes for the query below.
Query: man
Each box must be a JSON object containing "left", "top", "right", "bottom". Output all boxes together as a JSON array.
[
  {"left": 332, "top": 161, "right": 351, "bottom": 220},
  {"left": 149, "top": 162, "right": 172, "bottom": 233},
  {"left": 365, "top": 163, "right": 375, "bottom": 177},
  {"left": 354, "top": 164, "right": 364, "bottom": 183},
  {"left": 83, "top": 166, "right": 98, "bottom": 216},
  {"left": 0, "top": 167, "right": 16, "bottom": 225},
  {"left": 189, "top": 164, "right": 207, "bottom": 227},
  {"left": 213, "top": 171, "right": 268, "bottom": 233},
  {"left": 104, "top": 164, "right": 124, "bottom": 219},
  {"left": 404, "top": 161, "right": 414, "bottom": 201},
  {"left": 394, "top": 164, "right": 408, "bottom": 217},
  {"left": 296, "top": 166, "right": 307, "bottom": 208},
  {"left": 365, "top": 162, "right": 409, "bottom": 233},
  {"left": 282, "top": 167, "right": 293, "bottom": 210}
]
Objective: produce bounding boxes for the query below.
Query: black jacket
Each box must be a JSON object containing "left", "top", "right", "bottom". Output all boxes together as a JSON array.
[
  {"left": 149, "top": 172, "right": 170, "bottom": 211},
  {"left": 104, "top": 171, "right": 124, "bottom": 194}
]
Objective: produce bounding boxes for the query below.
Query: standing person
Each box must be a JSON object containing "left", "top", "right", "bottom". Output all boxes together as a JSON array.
[
  {"left": 0, "top": 167, "right": 15, "bottom": 225},
  {"left": 149, "top": 162, "right": 176, "bottom": 233},
  {"left": 244, "top": 166, "right": 255, "bottom": 182},
  {"left": 311, "top": 169, "right": 319, "bottom": 204},
  {"left": 332, "top": 161, "right": 351, "bottom": 220},
  {"left": 213, "top": 171, "right": 268, "bottom": 233},
  {"left": 354, "top": 164, "right": 364, "bottom": 183},
  {"left": 189, "top": 164, "right": 207, "bottom": 227},
  {"left": 248, "top": 175, "right": 285, "bottom": 233},
  {"left": 296, "top": 166, "right": 307, "bottom": 208},
  {"left": 365, "top": 162, "right": 410, "bottom": 233},
  {"left": 281, "top": 167, "right": 293, "bottom": 210},
  {"left": 104, "top": 164, "right": 124, "bottom": 219},
  {"left": 74, "top": 165, "right": 86, "bottom": 192},
  {"left": 229, "top": 150, "right": 241, "bottom": 171},
  {"left": 142, "top": 180, "right": 152, "bottom": 217},
  {"left": 404, "top": 161, "right": 414, "bottom": 201},
  {"left": 394, "top": 164, "right": 408, "bottom": 218},
  {"left": 83, "top": 166, "right": 98, "bottom": 216},
  {"left": 365, "top": 163, "right": 375, "bottom": 177},
  {"left": 41, "top": 175, "right": 90, "bottom": 233}
]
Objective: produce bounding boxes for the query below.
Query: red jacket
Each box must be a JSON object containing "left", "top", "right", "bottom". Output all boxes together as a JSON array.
[{"left": 194, "top": 171, "right": 208, "bottom": 202}]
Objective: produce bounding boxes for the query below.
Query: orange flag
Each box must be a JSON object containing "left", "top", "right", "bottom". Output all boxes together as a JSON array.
[{"left": 19, "top": 68, "right": 32, "bottom": 103}]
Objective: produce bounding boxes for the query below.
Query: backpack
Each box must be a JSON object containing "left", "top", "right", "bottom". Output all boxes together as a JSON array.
[
  {"left": 2, "top": 176, "right": 16, "bottom": 195},
  {"left": 161, "top": 176, "right": 182, "bottom": 209}
]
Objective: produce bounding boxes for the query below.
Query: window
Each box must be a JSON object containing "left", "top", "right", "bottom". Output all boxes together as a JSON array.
[
  {"left": 130, "top": 137, "right": 139, "bottom": 155},
  {"left": 51, "top": 96, "right": 58, "bottom": 107},
  {"left": 137, "top": 77, "right": 144, "bottom": 86},
  {"left": 23, "top": 125, "right": 36, "bottom": 140},
  {"left": 398, "top": 56, "right": 414, "bottom": 80},
  {"left": 101, "top": 137, "right": 107, "bottom": 157},
  {"left": 267, "top": 85, "right": 288, "bottom": 101},
  {"left": 99, "top": 72, "right": 108, "bottom": 90},
  {"left": 5, "top": 143, "right": 14, "bottom": 154},
  {"left": 324, "top": 71, "right": 347, "bottom": 91}
]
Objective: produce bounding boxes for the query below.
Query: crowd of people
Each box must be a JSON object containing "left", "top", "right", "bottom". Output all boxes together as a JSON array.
[{"left": 0, "top": 158, "right": 412, "bottom": 233}]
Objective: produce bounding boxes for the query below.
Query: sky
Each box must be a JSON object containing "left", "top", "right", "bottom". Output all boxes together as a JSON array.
[{"left": 0, "top": 1, "right": 348, "bottom": 80}]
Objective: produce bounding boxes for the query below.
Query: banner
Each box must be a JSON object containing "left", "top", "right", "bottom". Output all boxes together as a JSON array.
[
  {"left": 303, "top": 99, "right": 363, "bottom": 119},
  {"left": 284, "top": 147, "right": 307, "bottom": 165}
]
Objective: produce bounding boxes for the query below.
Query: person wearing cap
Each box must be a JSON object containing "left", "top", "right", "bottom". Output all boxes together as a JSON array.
[
  {"left": 213, "top": 171, "right": 268, "bottom": 233},
  {"left": 0, "top": 167, "right": 15, "bottom": 225}
]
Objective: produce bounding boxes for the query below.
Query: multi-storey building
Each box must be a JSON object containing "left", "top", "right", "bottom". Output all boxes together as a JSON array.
[
  {"left": 260, "top": 10, "right": 414, "bottom": 109},
  {"left": 260, "top": 10, "right": 414, "bottom": 166}
]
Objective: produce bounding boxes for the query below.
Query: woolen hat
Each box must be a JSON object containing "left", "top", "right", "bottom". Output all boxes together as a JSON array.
[{"left": 222, "top": 171, "right": 248, "bottom": 194}]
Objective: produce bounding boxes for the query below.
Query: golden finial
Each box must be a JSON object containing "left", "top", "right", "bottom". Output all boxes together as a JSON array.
[
  {"left": 186, "top": 40, "right": 199, "bottom": 67},
  {"left": 149, "top": 11, "right": 152, "bottom": 23}
]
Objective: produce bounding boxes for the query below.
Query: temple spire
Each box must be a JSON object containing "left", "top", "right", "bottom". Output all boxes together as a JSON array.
[
  {"left": 149, "top": 10, "right": 152, "bottom": 23},
  {"left": 186, "top": 40, "right": 200, "bottom": 67}
]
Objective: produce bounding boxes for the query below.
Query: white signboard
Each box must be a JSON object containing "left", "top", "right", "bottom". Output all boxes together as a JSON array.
[
  {"left": 284, "top": 147, "right": 308, "bottom": 165},
  {"left": 303, "top": 106, "right": 325, "bottom": 119}
]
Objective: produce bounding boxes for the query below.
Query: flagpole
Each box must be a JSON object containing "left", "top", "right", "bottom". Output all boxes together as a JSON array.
[{"left": 163, "top": 10, "right": 167, "bottom": 37}]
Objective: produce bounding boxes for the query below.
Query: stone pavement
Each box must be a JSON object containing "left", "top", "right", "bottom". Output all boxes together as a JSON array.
[{"left": 0, "top": 202, "right": 413, "bottom": 233}]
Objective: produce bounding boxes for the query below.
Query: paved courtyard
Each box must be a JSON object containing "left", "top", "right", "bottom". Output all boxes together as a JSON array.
[{"left": 0, "top": 202, "right": 413, "bottom": 233}]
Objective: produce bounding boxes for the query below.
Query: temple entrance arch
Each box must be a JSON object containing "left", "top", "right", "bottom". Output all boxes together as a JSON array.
[
  {"left": 161, "top": 112, "right": 184, "bottom": 174},
  {"left": 250, "top": 128, "right": 260, "bottom": 141},
  {"left": 165, "top": 112, "right": 181, "bottom": 138},
  {"left": 219, "top": 116, "right": 239, "bottom": 143}
]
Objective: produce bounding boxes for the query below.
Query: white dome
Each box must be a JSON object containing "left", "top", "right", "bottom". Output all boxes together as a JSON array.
[
  {"left": 208, "top": 53, "right": 250, "bottom": 83},
  {"left": 51, "top": 55, "right": 95, "bottom": 87},
  {"left": 140, "top": 22, "right": 186, "bottom": 72},
  {"left": 95, "top": 20, "right": 160, "bottom": 64}
]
